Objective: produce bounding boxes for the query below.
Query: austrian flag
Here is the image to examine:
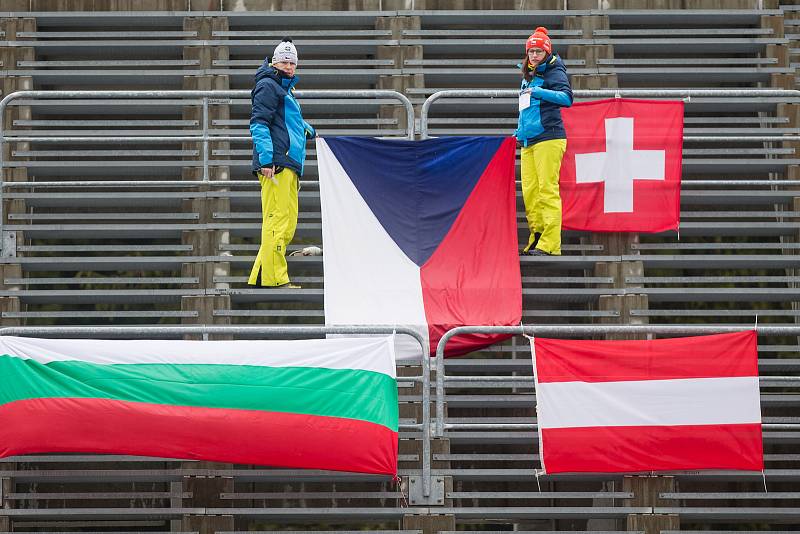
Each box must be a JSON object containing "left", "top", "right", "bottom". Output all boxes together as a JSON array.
[{"left": 533, "top": 331, "right": 763, "bottom": 474}]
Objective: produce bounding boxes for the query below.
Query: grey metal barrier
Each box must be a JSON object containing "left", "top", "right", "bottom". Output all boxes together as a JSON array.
[
  {"left": 420, "top": 89, "right": 800, "bottom": 140},
  {"left": 0, "top": 89, "right": 415, "bottom": 240},
  {"left": 433, "top": 325, "right": 800, "bottom": 438},
  {"left": 0, "top": 324, "right": 436, "bottom": 504}
]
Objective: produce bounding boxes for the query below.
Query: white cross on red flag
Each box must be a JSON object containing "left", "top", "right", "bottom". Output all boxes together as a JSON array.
[{"left": 560, "top": 98, "right": 684, "bottom": 233}]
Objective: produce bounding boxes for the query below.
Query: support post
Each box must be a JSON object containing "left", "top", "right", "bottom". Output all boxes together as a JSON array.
[
  {"left": 399, "top": 364, "right": 443, "bottom": 506},
  {"left": 181, "top": 16, "right": 233, "bottom": 334},
  {"left": 564, "top": 13, "right": 617, "bottom": 92},
  {"left": 596, "top": 259, "right": 649, "bottom": 338},
  {"left": 624, "top": 475, "right": 679, "bottom": 534},
  {"left": 402, "top": 513, "right": 455, "bottom": 534},
  {"left": 0, "top": 464, "right": 14, "bottom": 532},
  {"left": 0, "top": 16, "right": 34, "bottom": 327},
  {"left": 376, "top": 16, "right": 423, "bottom": 137},
  {"left": 766, "top": 10, "right": 800, "bottom": 340},
  {"left": 181, "top": 461, "right": 233, "bottom": 534}
]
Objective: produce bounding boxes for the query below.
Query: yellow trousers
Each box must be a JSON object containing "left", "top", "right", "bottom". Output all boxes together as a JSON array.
[
  {"left": 521, "top": 138, "right": 567, "bottom": 255},
  {"left": 248, "top": 168, "right": 299, "bottom": 286}
]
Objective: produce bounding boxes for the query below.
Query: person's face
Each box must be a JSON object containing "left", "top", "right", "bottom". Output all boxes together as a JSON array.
[
  {"left": 274, "top": 61, "right": 296, "bottom": 77},
  {"left": 527, "top": 47, "right": 546, "bottom": 66}
]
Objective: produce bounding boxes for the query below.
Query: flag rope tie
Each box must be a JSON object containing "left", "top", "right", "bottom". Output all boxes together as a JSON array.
[
  {"left": 394, "top": 475, "right": 409, "bottom": 507},
  {"left": 524, "top": 321, "right": 547, "bottom": 479},
  {"left": 521, "top": 319, "right": 534, "bottom": 341}
]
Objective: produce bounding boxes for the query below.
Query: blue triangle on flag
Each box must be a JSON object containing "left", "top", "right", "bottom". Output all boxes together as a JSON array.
[{"left": 324, "top": 136, "right": 505, "bottom": 267}]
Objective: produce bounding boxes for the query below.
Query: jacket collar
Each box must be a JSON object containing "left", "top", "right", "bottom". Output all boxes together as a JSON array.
[
  {"left": 255, "top": 61, "right": 299, "bottom": 89},
  {"left": 535, "top": 53, "right": 556, "bottom": 73}
]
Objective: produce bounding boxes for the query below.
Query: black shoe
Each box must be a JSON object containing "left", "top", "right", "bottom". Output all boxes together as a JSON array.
[
  {"left": 531, "top": 232, "right": 542, "bottom": 249},
  {"left": 528, "top": 249, "right": 551, "bottom": 256}
]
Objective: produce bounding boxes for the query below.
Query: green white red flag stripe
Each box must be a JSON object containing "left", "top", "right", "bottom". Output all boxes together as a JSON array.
[
  {"left": 0, "top": 336, "right": 399, "bottom": 475},
  {"left": 0, "top": 335, "right": 396, "bottom": 375},
  {"left": 532, "top": 331, "right": 763, "bottom": 473}
]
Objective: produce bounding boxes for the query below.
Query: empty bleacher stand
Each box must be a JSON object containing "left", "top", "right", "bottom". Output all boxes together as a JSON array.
[{"left": 2, "top": 1, "right": 800, "bottom": 534}]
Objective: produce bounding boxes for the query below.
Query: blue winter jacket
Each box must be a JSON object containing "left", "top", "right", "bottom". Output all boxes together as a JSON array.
[
  {"left": 250, "top": 61, "right": 315, "bottom": 176},
  {"left": 514, "top": 54, "right": 573, "bottom": 147}
]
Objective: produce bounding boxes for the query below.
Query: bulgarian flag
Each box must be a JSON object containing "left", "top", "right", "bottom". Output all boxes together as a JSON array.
[
  {"left": 0, "top": 335, "right": 398, "bottom": 476},
  {"left": 533, "top": 331, "right": 763, "bottom": 474}
]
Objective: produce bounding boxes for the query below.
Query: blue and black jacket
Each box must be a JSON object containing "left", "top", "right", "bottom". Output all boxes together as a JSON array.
[
  {"left": 514, "top": 53, "right": 573, "bottom": 147},
  {"left": 250, "top": 61, "right": 315, "bottom": 176}
]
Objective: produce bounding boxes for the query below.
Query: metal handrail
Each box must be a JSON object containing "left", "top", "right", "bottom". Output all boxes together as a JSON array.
[
  {"left": 419, "top": 89, "right": 800, "bottom": 140},
  {"left": 441, "top": 423, "right": 800, "bottom": 431},
  {"left": 0, "top": 89, "right": 415, "bottom": 147},
  {"left": 0, "top": 324, "right": 432, "bottom": 498},
  {"left": 0, "top": 90, "right": 415, "bottom": 172},
  {"left": 0, "top": 89, "right": 415, "bottom": 250},
  {"left": 433, "top": 325, "right": 800, "bottom": 437},
  {"left": 4, "top": 178, "right": 800, "bottom": 190}
]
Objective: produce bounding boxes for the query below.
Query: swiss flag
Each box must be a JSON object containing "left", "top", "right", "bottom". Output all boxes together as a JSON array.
[
  {"left": 560, "top": 98, "right": 683, "bottom": 233},
  {"left": 533, "top": 331, "right": 763, "bottom": 474}
]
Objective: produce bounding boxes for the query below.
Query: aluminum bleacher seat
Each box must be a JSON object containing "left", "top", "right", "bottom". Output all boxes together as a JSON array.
[
  {"left": 0, "top": 12, "right": 190, "bottom": 89},
  {"left": 0, "top": 11, "right": 395, "bottom": 89},
  {"left": 600, "top": 11, "right": 790, "bottom": 87},
  {"left": 220, "top": 11, "right": 398, "bottom": 90},
  {"left": 398, "top": 10, "right": 591, "bottom": 93},
  {"left": 1, "top": 5, "right": 800, "bottom": 534},
  {"left": 1, "top": 10, "right": 796, "bottom": 332}
]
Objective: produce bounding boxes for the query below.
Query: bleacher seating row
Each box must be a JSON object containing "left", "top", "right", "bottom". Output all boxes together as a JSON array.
[{"left": 0, "top": 3, "right": 799, "bottom": 534}]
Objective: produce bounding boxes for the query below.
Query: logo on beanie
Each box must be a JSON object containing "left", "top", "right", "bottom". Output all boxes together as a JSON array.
[
  {"left": 526, "top": 26, "right": 552, "bottom": 54},
  {"left": 272, "top": 38, "right": 298, "bottom": 65}
]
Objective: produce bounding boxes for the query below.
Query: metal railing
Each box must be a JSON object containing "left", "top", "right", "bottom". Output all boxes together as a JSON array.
[
  {"left": 420, "top": 89, "right": 800, "bottom": 140},
  {"left": 4, "top": 323, "right": 800, "bottom": 503},
  {"left": 0, "top": 89, "right": 415, "bottom": 238},
  {"left": 433, "top": 325, "right": 800, "bottom": 438},
  {"left": 0, "top": 89, "right": 415, "bottom": 175}
]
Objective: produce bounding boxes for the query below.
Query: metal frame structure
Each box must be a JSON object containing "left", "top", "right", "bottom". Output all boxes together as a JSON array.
[
  {"left": 434, "top": 324, "right": 800, "bottom": 438},
  {"left": 5, "top": 323, "right": 800, "bottom": 506},
  {"left": 0, "top": 89, "right": 415, "bottom": 239},
  {"left": 419, "top": 88, "right": 800, "bottom": 140},
  {"left": 3, "top": 87, "right": 800, "bottom": 508},
  {"left": 0, "top": 6, "right": 799, "bottom": 529}
]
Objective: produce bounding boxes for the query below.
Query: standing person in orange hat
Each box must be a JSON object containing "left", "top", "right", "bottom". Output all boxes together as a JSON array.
[{"left": 514, "top": 26, "right": 573, "bottom": 256}]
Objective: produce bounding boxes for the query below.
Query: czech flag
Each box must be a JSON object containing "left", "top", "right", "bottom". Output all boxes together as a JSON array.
[{"left": 317, "top": 136, "right": 522, "bottom": 358}]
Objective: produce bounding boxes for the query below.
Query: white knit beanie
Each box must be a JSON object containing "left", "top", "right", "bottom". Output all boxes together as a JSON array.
[{"left": 272, "top": 38, "right": 298, "bottom": 65}]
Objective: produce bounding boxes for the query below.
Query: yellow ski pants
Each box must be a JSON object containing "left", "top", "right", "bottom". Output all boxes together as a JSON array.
[
  {"left": 521, "top": 138, "right": 567, "bottom": 255},
  {"left": 248, "top": 168, "right": 299, "bottom": 286}
]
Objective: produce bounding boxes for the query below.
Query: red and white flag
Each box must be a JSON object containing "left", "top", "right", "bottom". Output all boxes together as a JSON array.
[
  {"left": 532, "top": 331, "right": 763, "bottom": 474},
  {"left": 560, "top": 98, "right": 683, "bottom": 233}
]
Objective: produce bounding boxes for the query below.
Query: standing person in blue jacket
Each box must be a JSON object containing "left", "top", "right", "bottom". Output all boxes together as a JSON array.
[
  {"left": 515, "top": 26, "right": 573, "bottom": 256},
  {"left": 249, "top": 38, "right": 315, "bottom": 288}
]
